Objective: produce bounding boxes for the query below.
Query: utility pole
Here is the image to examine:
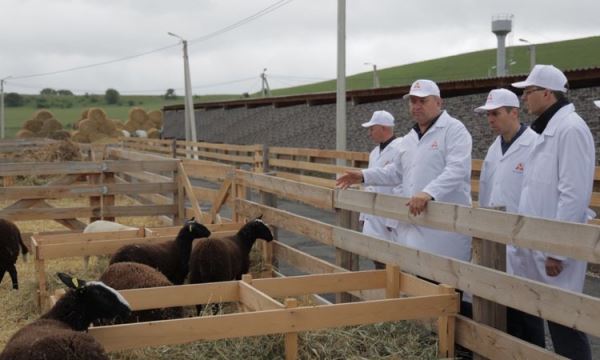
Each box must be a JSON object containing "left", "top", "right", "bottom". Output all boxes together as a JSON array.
[
  {"left": 168, "top": 32, "right": 197, "bottom": 145},
  {"left": 260, "top": 68, "right": 271, "bottom": 97},
  {"left": 519, "top": 38, "right": 536, "bottom": 70},
  {"left": 364, "top": 62, "right": 380, "bottom": 88},
  {"left": 0, "top": 76, "right": 11, "bottom": 139},
  {"left": 336, "top": 0, "right": 346, "bottom": 166}
]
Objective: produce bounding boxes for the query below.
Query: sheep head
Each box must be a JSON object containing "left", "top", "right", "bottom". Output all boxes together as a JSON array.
[
  {"left": 55, "top": 272, "right": 131, "bottom": 330},
  {"left": 183, "top": 218, "right": 211, "bottom": 239},
  {"left": 246, "top": 218, "right": 274, "bottom": 242}
]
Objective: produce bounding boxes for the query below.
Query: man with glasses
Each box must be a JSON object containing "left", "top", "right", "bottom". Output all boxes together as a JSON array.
[{"left": 512, "top": 64, "right": 594, "bottom": 360}]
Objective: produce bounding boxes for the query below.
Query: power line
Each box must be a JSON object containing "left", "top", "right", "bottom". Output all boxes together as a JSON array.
[
  {"left": 9, "top": 0, "right": 295, "bottom": 81},
  {"left": 189, "top": 0, "right": 294, "bottom": 44}
]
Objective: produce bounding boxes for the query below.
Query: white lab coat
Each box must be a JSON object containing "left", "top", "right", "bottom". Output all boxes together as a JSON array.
[
  {"left": 479, "top": 127, "right": 538, "bottom": 278},
  {"left": 518, "top": 104, "right": 595, "bottom": 292},
  {"left": 360, "top": 137, "right": 403, "bottom": 243},
  {"left": 363, "top": 111, "right": 472, "bottom": 261}
]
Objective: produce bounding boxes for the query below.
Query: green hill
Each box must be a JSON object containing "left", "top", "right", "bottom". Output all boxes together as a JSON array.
[{"left": 267, "top": 36, "right": 600, "bottom": 97}]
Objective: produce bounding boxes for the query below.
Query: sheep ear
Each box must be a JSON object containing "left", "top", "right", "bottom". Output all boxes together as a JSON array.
[
  {"left": 57, "top": 272, "right": 86, "bottom": 289},
  {"left": 257, "top": 214, "right": 263, "bottom": 220}
]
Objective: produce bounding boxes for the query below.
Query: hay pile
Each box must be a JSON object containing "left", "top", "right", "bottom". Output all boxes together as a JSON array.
[
  {"left": 71, "top": 107, "right": 123, "bottom": 143},
  {"left": 124, "top": 107, "right": 162, "bottom": 138},
  {"left": 17, "top": 140, "right": 82, "bottom": 163},
  {"left": 16, "top": 110, "right": 68, "bottom": 140}
]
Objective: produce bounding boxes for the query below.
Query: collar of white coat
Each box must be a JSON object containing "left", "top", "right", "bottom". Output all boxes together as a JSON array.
[
  {"left": 540, "top": 103, "right": 575, "bottom": 137},
  {"left": 414, "top": 110, "right": 450, "bottom": 138}
]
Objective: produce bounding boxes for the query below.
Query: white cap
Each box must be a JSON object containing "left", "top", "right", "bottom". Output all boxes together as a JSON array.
[
  {"left": 511, "top": 64, "right": 568, "bottom": 93},
  {"left": 403, "top": 79, "right": 440, "bottom": 99},
  {"left": 474, "top": 89, "right": 520, "bottom": 113},
  {"left": 361, "top": 110, "right": 395, "bottom": 128},
  {"left": 594, "top": 100, "right": 600, "bottom": 108}
]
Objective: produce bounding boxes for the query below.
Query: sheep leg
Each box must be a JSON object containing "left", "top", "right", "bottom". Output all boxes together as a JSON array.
[
  {"left": 7, "top": 264, "right": 18, "bottom": 290},
  {"left": 0, "top": 268, "right": 5, "bottom": 286},
  {"left": 83, "top": 255, "right": 90, "bottom": 272}
]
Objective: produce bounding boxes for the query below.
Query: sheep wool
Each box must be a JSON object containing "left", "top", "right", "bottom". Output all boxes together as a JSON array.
[{"left": 99, "top": 262, "right": 184, "bottom": 324}]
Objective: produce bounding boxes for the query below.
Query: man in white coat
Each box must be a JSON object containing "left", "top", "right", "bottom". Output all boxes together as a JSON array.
[
  {"left": 338, "top": 79, "right": 472, "bottom": 260},
  {"left": 359, "top": 110, "right": 404, "bottom": 269},
  {"left": 336, "top": 79, "right": 473, "bottom": 314},
  {"left": 512, "top": 64, "right": 594, "bottom": 360},
  {"left": 475, "top": 88, "right": 542, "bottom": 346}
]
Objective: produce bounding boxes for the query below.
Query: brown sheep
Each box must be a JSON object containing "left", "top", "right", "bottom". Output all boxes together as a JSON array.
[
  {"left": 0, "top": 218, "right": 28, "bottom": 289},
  {"left": 98, "top": 262, "right": 184, "bottom": 324}
]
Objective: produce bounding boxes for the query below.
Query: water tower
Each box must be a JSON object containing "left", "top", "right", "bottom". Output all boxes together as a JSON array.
[{"left": 492, "top": 14, "right": 513, "bottom": 77}]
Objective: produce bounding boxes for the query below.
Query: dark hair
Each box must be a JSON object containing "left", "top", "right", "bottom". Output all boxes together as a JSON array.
[{"left": 552, "top": 90, "right": 568, "bottom": 102}]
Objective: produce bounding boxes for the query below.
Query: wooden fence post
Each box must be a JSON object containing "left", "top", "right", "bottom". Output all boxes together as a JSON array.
[
  {"left": 284, "top": 298, "right": 299, "bottom": 360},
  {"left": 437, "top": 284, "right": 457, "bottom": 359},
  {"left": 471, "top": 206, "right": 507, "bottom": 360},
  {"left": 258, "top": 144, "right": 277, "bottom": 278},
  {"left": 174, "top": 161, "right": 185, "bottom": 225},
  {"left": 335, "top": 208, "right": 359, "bottom": 303}
]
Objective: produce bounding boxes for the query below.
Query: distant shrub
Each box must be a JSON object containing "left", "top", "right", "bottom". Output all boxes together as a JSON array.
[{"left": 4, "top": 92, "right": 24, "bottom": 107}]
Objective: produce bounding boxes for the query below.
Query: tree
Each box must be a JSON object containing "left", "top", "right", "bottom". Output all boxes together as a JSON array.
[
  {"left": 57, "top": 89, "right": 74, "bottom": 96},
  {"left": 105, "top": 88, "right": 120, "bottom": 105},
  {"left": 4, "top": 92, "right": 24, "bottom": 107},
  {"left": 40, "top": 88, "right": 57, "bottom": 96},
  {"left": 164, "top": 88, "right": 176, "bottom": 99}
]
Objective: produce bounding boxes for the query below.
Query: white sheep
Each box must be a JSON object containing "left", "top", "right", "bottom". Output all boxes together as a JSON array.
[{"left": 82, "top": 220, "right": 138, "bottom": 271}]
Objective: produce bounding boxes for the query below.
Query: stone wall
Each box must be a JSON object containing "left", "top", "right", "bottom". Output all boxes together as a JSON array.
[{"left": 163, "top": 87, "right": 600, "bottom": 161}]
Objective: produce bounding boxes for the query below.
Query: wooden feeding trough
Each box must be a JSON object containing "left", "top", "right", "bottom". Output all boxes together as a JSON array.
[{"left": 77, "top": 269, "right": 459, "bottom": 359}]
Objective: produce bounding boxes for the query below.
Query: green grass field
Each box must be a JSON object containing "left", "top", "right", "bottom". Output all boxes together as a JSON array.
[{"left": 4, "top": 36, "right": 600, "bottom": 138}]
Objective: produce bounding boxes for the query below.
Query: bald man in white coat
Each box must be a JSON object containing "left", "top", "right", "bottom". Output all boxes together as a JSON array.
[{"left": 359, "top": 111, "right": 404, "bottom": 268}]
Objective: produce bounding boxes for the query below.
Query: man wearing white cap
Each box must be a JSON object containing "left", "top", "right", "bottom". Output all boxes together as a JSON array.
[
  {"left": 337, "top": 79, "right": 472, "bottom": 263},
  {"left": 359, "top": 111, "right": 404, "bottom": 268},
  {"left": 512, "top": 64, "right": 594, "bottom": 359},
  {"left": 475, "top": 88, "right": 542, "bottom": 346},
  {"left": 594, "top": 100, "right": 600, "bottom": 108}
]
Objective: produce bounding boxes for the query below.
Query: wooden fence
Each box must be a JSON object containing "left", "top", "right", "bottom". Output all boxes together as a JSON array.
[{"left": 3, "top": 140, "right": 598, "bottom": 359}]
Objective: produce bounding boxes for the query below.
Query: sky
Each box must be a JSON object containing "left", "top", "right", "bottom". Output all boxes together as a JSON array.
[{"left": 1, "top": 0, "right": 599, "bottom": 96}]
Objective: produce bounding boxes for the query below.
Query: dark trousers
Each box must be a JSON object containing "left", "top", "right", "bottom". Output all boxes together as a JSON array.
[{"left": 507, "top": 307, "right": 591, "bottom": 360}]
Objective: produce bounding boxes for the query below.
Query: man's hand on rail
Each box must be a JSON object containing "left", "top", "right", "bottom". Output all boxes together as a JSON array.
[
  {"left": 406, "top": 192, "right": 433, "bottom": 216},
  {"left": 336, "top": 171, "right": 363, "bottom": 189},
  {"left": 545, "top": 257, "right": 564, "bottom": 277}
]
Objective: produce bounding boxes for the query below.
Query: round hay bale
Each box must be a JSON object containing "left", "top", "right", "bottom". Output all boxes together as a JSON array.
[
  {"left": 148, "top": 110, "right": 163, "bottom": 128},
  {"left": 78, "top": 119, "right": 98, "bottom": 134},
  {"left": 109, "top": 130, "right": 123, "bottom": 138},
  {"left": 91, "top": 135, "right": 120, "bottom": 144},
  {"left": 88, "top": 108, "right": 107, "bottom": 123},
  {"left": 123, "top": 119, "right": 138, "bottom": 133},
  {"left": 97, "top": 117, "right": 117, "bottom": 134},
  {"left": 128, "top": 107, "right": 147, "bottom": 126},
  {"left": 112, "top": 119, "right": 125, "bottom": 130},
  {"left": 140, "top": 119, "right": 155, "bottom": 131},
  {"left": 16, "top": 129, "right": 35, "bottom": 138},
  {"left": 41, "top": 140, "right": 82, "bottom": 161},
  {"left": 71, "top": 130, "right": 90, "bottom": 143},
  {"left": 23, "top": 118, "right": 44, "bottom": 133},
  {"left": 147, "top": 128, "right": 160, "bottom": 139},
  {"left": 48, "top": 130, "right": 72, "bottom": 140},
  {"left": 39, "top": 118, "right": 63, "bottom": 136},
  {"left": 32, "top": 109, "right": 54, "bottom": 122},
  {"left": 80, "top": 108, "right": 90, "bottom": 120},
  {"left": 88, "top": 132, "right": 109, "bottom": 143}
]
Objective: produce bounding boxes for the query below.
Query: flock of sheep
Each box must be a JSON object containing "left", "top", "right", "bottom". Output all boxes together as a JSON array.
[{"left": 0, "top": 217, "right": 274, "bottom": 359}]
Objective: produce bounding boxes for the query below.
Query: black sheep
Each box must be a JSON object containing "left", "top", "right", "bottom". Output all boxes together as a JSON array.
[
  {"left": 189, "top": 218, "right": 274, "bottom": 284},
  {"left": 109, "top": 218, "right": 211, "bottom": 285},
  {"left": 0, "top": 218, "right": 28, "bottom": 290},
  {"left": 0, "top": 272, "right": 131, "bottom": 360},
  {"left": 98, "top": 262, "right": 184, "bottom": 324}
]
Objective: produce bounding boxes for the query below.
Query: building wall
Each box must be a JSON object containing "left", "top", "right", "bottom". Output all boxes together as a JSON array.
[{"left": 163, "top": 87, "right": 600, "bottom": 160}]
